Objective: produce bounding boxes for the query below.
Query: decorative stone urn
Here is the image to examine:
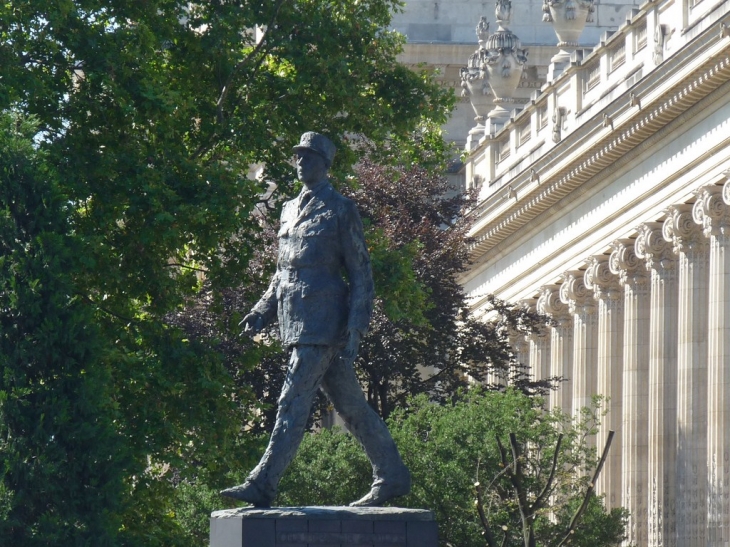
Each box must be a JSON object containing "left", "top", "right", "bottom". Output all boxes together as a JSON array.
[
  {"left": 543, "top": 0, "right": 595, "bottom": 63},
  {"left": 460, "top": 17, "right": 492, "bottom": 140},
  {"left": 484, "top": 0, "right": 528, "bottom": 122}
]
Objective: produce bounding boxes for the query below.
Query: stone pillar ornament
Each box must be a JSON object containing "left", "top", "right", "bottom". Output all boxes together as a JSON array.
[
  {"left": 635, "top": 222, "right": 678, "bottom": 547},
  {"left": 484, "top": 0, "right": 528, "bottom": 123},
  {"left": 610, "top": 240, "right": 650, "bottom": 546},
  {"left": 560, "top": 271, "right": 598, "bottom": 419},
  {"left": 537, "top": 285, "right": 573, "bottom": 416},
  {"left": 663, "top": 204, "right": 710, "bottom": 547},
  {"left": 584, "top": 256, "right": 623, "bottom": 510},
  {"left": 693, "top": 184, "right": 730, "bottom": 545},
  {"left": 461, "top": 16, "right": 493, "bottom": 148},
  {"left": 543, "top": 0, "right": 596, "bottom": 64}
]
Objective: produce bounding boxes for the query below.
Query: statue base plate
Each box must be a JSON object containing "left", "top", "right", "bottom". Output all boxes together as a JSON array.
[{"left": 210, "top": 506, "right": 437, "bottom": 547}]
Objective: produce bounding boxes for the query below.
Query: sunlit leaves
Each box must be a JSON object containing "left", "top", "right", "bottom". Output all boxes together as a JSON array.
[
  {"left": 0, "top": 2, "right": 454, "bottom": 543},
  {"left": 279, "top": 390, "right": 628, "bottom": 547}
]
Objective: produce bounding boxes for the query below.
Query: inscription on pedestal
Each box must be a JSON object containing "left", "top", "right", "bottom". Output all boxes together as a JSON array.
[{"left": 279, "top": 532, "right": 406, "bottom": 544}]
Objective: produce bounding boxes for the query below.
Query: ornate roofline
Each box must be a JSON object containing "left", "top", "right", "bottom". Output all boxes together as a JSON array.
[{"left": 464, "top": 13, "right": 730, "bottom": 271}]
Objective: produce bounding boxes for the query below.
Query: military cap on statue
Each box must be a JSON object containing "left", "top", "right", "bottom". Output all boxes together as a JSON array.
[{"left": 292, "top": 132, "right": 337, "bottom": 167}]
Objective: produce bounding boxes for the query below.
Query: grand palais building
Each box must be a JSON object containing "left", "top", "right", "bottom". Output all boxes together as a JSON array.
[{"left": 390, "top": 0, "right": 730, "bottom": 545}]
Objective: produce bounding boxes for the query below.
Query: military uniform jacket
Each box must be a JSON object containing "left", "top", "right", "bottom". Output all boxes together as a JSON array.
[{"left": 252, "top": 182, "right": 375, "bottom": 347}]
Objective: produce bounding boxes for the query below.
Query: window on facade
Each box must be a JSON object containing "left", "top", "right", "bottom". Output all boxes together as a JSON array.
[
  {"left": 609, "top": 42, "right": 626, "bottom": 72},
  {"left": 585, "top": 63, "right": 600, "bottom": 93},
  {"left": 518, "top": 121, "right": 531, "bottom": 147},
  {"left": 538, "top": 105, "right": 549, "bottom": 130},
  {"left": 635, "top": 24, "right": 647, "bottom": 52},
  {"left": 497, "top": 138, "right": 510, "bottom": 163}
]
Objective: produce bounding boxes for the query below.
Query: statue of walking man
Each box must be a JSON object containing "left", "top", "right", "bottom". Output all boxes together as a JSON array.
[{"left": 221, "top": 132, "right": 411, "bottom": 508}]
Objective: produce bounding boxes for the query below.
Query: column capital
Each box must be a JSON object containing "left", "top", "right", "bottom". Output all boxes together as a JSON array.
[
  {"left": 693, "top": 184, "right": 730, "bottom": 237},
  {"left": 537, "top": 284, "right": 570, "bottom": 323},
  {"left": 584, "top": 255, "right": 621, "bottom": 301},
  {"left": 610, "top": 239, "right": 649, "bottom": 287},
  {"left": 635, "top": 222, "right": 675, "bottom": 272},
  {"left": 518, "top": 298, "right": 537, "bottom": 313},
  {"left": 663, "top": 204, "right": 709, "bottom": 256},
  {"left": 723, "top": 172, "right": 730, "bottom": 205},
  {"left": 520, "top": 298, "right": 550, "bottom": 339},
  {"left": 507, "top": 326, "right": 530, "bottom": 357},
  {"left": 560, "top": 270, "right": 596, "bottom": 315}
]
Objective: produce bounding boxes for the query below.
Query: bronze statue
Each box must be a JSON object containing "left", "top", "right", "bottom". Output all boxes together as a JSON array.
[{"left": 221, "top": 132, "right": 411, "bottom": 507}]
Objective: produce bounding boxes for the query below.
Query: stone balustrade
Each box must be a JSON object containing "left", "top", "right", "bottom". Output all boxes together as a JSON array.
[{"left": 463, "top": 0, "right": 730, "bottom": 200}]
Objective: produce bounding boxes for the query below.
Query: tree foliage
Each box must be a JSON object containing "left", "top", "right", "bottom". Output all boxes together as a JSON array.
[
  {"left": 344, "top": 161, "right": 558, "bottom": 418},
  {"left": 278, "top": 389, "right": 629, "bottom": 547},
  {"left": 0, "top": 1, "right": 452, "bottom": 544},
  {"left": 0, "top": 113, "right": 128, "bottom": 545}
]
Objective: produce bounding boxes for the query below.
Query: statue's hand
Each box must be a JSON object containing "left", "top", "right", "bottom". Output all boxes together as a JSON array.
[
  {"left": 240, "top": 312, "right": 264, "bottom": 336},
  {"left": 340, "top": 330, "right": 361, "bottom": 363}
]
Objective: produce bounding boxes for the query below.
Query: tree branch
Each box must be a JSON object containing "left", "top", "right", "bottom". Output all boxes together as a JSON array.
[
  {"left": 474, "top": 459, "right": 499, "bottom": 547},
  {"left": 555, "top": 430, "right": 615, "bottom": 547},
  {"left": 532, "top": 433, "right": 563, "bottom": 509},
  {"left": 215, "top": 0, "right": 290, "bottom": 124},
  {"left": 164, "top": 262, "right": 209, "bottom": 273},
  {"left": 77, "top": 293, "right": 136, "bottom": 323},
  {"left": 507, "top": 433, "right": 535, "bottom": 547}
]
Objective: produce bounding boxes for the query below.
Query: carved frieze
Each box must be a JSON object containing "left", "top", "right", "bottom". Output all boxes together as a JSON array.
[
  {"left": 653, "top": 23, "right": 667, "bottom": 65},
  {"left": 552, "top": 106, "right": 566, "bottom": 143}
]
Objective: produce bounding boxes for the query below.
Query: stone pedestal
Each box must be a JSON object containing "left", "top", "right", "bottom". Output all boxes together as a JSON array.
[{"left": 210, "top": 506, "right": 438, "bottom": 547}]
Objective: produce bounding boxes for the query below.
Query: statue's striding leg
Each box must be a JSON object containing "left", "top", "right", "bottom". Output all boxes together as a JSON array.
[
  {"left": 224, "top": 344, "right": 337, "bottom": 505},
  {"left": 320, "top": 357, "right": 411, "bottom": 506}
]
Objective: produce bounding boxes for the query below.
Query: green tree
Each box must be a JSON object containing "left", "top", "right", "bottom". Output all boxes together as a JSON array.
[
  {"left": 344, "top": 161, "right": 558, "bottom": 418},
  {"left": 0, "top": 1, "right": 452, "bottom": 544},
  {"left": 278, "top": 389, "right": 628, "bottom": 547},
  {"left": 0, "top": 113, "right": 126, "bottom": 544}
]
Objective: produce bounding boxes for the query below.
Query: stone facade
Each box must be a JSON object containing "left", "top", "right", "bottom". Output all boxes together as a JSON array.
[
  {"left": 455, "top": 0, "right": 730, "bottom": 544},
  {"left": 392, "top": 0, "right": 643, "bottom": 151}
]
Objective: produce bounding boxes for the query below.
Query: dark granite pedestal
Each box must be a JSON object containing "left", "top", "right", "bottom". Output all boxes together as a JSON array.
[{"left": 210, "top": 506, "right": 438, "bottom": 547}]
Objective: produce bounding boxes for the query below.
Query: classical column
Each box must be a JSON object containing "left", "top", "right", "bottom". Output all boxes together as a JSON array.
[
  {"left": 537, "top": 285, "right": 573, "bottom": 415},
  {"left": 663, "top": 204, "right": 710, "bottom": 547},
  {"left": 635, "top": 222, "right": 678, "bottom": 547},
  {"left": 508, "top": 327, "right": 531, "bottom": 371},
  {"left": 522, "top": 299, "right": 551, "bottom": 394},
  {"left": 560, "top": 271, "right": 598, "bottom": 419},
  {"left": 529, "top": 330, "right": 551, "bottom": 387},
  {"left": 610, "top": 240, "right": 650, "bottom": 546},
  {"left": 507, "top": 325, "right": 531, "bottom": 391},
  {"left": 693, "top": 183, "right": 730, "bottom": 545},
  {"left": 584, "top": 256, "right": 623, "bottom": 510}
]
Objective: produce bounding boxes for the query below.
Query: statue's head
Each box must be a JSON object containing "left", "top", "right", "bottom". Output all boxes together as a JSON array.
[{"left": 292, "top": 132, "right": 336, "bottom": 169}]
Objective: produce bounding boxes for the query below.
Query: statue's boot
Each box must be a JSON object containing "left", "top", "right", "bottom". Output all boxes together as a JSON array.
[
  {"left": 220, "top": 479, "right": 272, "bottom": 507},
  {"left": 349, "top": 467, "right": 411, "bottom": 507}
]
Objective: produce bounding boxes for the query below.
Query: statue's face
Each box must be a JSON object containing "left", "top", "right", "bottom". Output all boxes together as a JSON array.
[{"left": 296, "top": 149, "right": 328, "bottom": 187}]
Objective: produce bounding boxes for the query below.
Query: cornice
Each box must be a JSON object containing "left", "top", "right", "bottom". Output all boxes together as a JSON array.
[{"left": 466, "top": 24, "right": 730, "bottom": 262}]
